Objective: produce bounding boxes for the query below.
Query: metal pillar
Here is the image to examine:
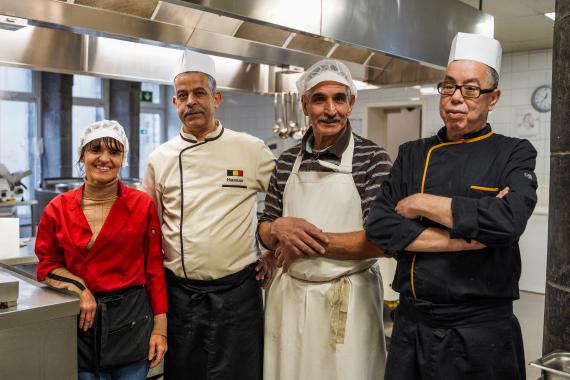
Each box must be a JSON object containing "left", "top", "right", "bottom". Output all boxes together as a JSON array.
[
  {"left": 543, "top": 0, "right": 570, "bottom": 354},
  {"left": 40, "top": 72, "right": 73, "bottom": 178},
  {"left": 109, "top": 80, "right": 141, "bottom": 179}
]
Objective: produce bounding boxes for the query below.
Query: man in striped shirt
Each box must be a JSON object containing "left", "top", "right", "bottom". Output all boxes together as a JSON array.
[{"left": 258, "top": 59, "right": 391, "bottom": 380}]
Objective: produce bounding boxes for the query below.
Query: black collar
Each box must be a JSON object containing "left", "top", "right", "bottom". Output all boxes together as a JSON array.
[{"left": 437, "top": 123, "right": 493, "bottom": 143}]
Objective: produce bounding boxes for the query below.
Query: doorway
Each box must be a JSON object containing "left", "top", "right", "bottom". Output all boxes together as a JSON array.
[{"left": 365, "top": 102, "right": 423, "bottom": 304}]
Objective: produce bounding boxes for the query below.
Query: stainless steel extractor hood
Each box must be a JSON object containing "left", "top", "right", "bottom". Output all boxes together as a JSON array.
[{"left": 0, "top": 0, "right": 494, "bottom": 93}]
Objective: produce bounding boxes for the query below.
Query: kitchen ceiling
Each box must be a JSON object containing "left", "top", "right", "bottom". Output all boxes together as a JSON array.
[
  {"left": 0, "top": 0, "right": 493, "bottom": 92},
  {"left": 460, "top": 0, "right": 555, "bottom": 53}
]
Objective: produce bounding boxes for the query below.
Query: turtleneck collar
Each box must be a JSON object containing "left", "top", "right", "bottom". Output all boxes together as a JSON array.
[{"left": 83, "top": 177, "right": 119, "bottom": 201}]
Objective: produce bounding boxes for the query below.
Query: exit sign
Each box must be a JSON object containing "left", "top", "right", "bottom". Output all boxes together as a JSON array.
[{"left": 141, "top": 91, "right": 153, "bottom": 102}]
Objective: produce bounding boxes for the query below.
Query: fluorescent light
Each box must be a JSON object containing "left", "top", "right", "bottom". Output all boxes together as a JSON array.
[
  {"left": 545, "top": 12, "right": 555, "bottom": 21},
  {"left": 410, "top": 97, "right": 420, "bottom": 101}
]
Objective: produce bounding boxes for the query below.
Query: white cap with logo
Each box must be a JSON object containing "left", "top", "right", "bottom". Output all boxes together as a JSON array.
[
  {"left": 172, "top": 50, "right": 216, "bottom": 82},
  {"left": 448, "top": 32, "right": 502, "bottom": 75},
  {"left": 296, "top": 59, "right": 358, "bottom": 98}
]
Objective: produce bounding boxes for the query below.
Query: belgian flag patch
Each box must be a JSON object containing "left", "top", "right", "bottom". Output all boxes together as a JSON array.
[{"left": 227, "top": 170, "right": 244, "bottom": 177}]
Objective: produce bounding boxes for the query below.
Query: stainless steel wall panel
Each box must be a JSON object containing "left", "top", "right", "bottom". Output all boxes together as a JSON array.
[
  {"left": 0, "top": 0, "right": 192, "bottom": 47},
  {"left": 165, "top": 0, "right": 322, "bottom": 35},
  {"left": 0, "top": 27, "right": 84, "bottom": 73},
  {"left": 321, "top": 0, "right": 494, "bottom": 68}
]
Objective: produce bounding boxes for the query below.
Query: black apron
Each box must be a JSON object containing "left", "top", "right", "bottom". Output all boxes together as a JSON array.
[
  {"left": 385, "top": 296, "right": 526, "bottom": 380},
  {"left": 163, "top": 264, "right": 263, "bottom": 380},
  {"left": 78, "top": 286, "right": 153, "bottom": 373}
]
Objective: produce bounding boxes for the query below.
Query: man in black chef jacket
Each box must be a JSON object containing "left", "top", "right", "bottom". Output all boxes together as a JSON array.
[{"left": 366, "top": 32, "right": 537, "bottom": 380}]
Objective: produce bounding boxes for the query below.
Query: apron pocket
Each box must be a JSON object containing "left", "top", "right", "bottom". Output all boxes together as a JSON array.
[{"left": 98, "top": 288, "right": 153, "bottom": 370}]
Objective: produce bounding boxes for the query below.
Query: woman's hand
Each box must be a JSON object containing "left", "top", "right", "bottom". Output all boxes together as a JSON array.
[
  {"left": 148, "top": 334, "right": 167, "bottom": 369},
  {"left": 78, "top": 289, "right": 97, "bottom": 332},
  {"left": 255, "top": 250, "right": 278, "bottom": 289}
]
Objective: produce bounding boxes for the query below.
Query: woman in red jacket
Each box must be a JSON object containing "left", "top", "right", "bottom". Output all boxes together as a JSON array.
[{"left": 36, "top": 120, "right": 167, "bottom": 380}]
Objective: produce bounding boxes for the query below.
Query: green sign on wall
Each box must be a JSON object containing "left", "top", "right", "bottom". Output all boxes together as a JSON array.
[{"left": 141, "top": 90, "right": 153, "bottom": 102}]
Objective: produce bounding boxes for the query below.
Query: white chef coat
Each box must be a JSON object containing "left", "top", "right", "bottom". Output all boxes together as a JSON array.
[{"left": 144, "top": 122, "right": 275, "bottom": 280}]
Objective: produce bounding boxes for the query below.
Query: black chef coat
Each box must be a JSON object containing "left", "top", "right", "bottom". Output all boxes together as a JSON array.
[{"left": 366, "top": 124, "right": 538, "bottom": 304}]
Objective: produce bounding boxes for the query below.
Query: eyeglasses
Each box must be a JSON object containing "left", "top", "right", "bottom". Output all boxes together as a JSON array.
[{"left": 437, "top": 82, "right": 496, "bottom": 99}]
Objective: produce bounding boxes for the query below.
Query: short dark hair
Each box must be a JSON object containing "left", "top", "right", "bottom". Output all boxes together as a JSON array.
[
  {"left": 486, "top": 67, "right": 499, "bottom": 88},
  {"left": 174, "top": 72, "right": 217, "bottom": 94}
]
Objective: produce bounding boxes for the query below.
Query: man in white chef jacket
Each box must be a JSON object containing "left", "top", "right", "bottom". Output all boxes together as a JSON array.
[
  {"left": 258, "top": 59, "right": 391, "bottom": 380},
  {"left": 144, "top": 50, "right": 275, "bottom": 380}
]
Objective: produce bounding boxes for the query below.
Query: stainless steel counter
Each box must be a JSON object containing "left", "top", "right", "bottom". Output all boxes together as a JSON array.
[
  {"left": 0, "top": 240, "right": 79, "bottom": 380},
  {"left": 0, "top": 267, "right": 78, "bottom": 329}
]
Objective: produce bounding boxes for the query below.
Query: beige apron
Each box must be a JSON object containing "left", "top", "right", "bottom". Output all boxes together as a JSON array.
[{"left": 264, "top": 134, "right": 386, "bottom": 380}]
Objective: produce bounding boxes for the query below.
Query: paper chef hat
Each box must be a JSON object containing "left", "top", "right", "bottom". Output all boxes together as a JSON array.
[
  {"left": 448, "top": 32, "right": 502, "bottom": 75},
  {"left": 296, "top": 59, "right": 358, "bottom": 98},
  {"left": 173, "top": 50, "right": 216, "bottom": 82}
]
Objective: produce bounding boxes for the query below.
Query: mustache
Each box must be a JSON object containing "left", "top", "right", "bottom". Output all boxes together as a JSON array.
[
  {"left": 183, "top": 107, "right": 203, "bottom": 118},
  {"left": 317, "top": 115, "right": 342, "bottom": 123}
]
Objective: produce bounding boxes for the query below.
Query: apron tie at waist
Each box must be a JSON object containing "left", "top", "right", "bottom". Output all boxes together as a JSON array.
[
  {"left": 288, "top": 263, "right": 378, "bottom": 348},
  {"left": 326, "top": 276, "right": 351, "bottom": 348},
  {"left": 165, "top": 264, "right": 256, "bottom": 313},
  {"left": 165, "top": 263, "right": 255, "bottom": 292},
  {"left": 399, "top": 296, "right": 513, "bottom": 328}
]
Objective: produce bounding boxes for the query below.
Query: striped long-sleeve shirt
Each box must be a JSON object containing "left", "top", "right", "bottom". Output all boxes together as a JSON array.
[{"left": 260, "top": 122, "right": 392, "bottom": 225}]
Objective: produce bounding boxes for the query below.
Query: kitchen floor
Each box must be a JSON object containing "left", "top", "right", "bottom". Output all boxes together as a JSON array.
[{"left": 515, "top": 291, "right": 546, "bottom": 380}]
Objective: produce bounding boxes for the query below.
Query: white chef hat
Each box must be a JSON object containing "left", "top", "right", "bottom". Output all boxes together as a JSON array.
[
  {"left": 78, "top": 120, "right": 130, "bottom": 167},
  {"left": 296, "top": 59, "right": 358, "bottom": 98},
  {"left": 448, "top": 32, "right": 502, "bottom": 75},
  {"left": 172, "top": 49, "right": 216, "bottom": 82}
]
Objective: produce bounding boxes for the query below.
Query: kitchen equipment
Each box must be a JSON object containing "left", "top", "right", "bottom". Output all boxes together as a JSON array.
[
  {"left": 0, "top": 271, "right": 19, "bottom": 308},
  {"left": 530, "top": 351, "right": 570, "bottom": 379},
  {"left": 273, "top": 92, "right": 308, "bottom": 140},
  {"left": 0, "top": 163, "right": 31, "bottom": 202}
]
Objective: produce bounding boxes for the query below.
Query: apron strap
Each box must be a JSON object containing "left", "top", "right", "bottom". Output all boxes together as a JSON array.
[{"left": 326, "top": 276, "right": 350, "bottom": 348}]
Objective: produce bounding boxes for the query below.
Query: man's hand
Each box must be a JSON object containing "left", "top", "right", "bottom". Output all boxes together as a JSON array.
[
  {"left": 148, "top": 334, "right": 167, "bottom": 369},
  {"left": 449, "top": 238, "right": 486, "bottom": 251},
  {"left": 274, "top": 245, "right": 301, "bottom": 273},
  {"left": 395, "top": 193, "right": 425, "bottom": 220},
  {"left": 270, "top": 217, "right": 329, "bottom": 257},
  {"left": 255, "top": 251, "right": 278, "bottom": 289},
  {"left": 78, "top": 289, "right": 97, "bottom": 332}
]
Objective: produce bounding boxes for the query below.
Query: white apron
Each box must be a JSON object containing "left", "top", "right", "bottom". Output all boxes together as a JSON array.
[{"left": 264, "top": 134, "right": 386, "bottom": 380}]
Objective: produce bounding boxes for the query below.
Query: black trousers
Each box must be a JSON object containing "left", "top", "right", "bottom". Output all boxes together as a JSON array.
[
  {"left": 163, "top": 265, "right": 263, "bottom": 380},
  {"left": 385, "top": 297, "right": 526, "bottom": 380}
]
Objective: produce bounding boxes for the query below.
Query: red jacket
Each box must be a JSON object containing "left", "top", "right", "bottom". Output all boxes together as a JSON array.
[{"left": 36, "top": 181, "right": 167, "bottom": 315}]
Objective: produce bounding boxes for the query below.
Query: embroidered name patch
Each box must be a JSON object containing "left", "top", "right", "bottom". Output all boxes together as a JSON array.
[{"left": 226, "top": 169, "right": 244, "bottom": 183}]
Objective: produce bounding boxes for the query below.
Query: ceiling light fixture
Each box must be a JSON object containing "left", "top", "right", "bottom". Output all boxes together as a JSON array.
[{"left": 545, "top": 12, "right": 555, "bottom": 21}]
